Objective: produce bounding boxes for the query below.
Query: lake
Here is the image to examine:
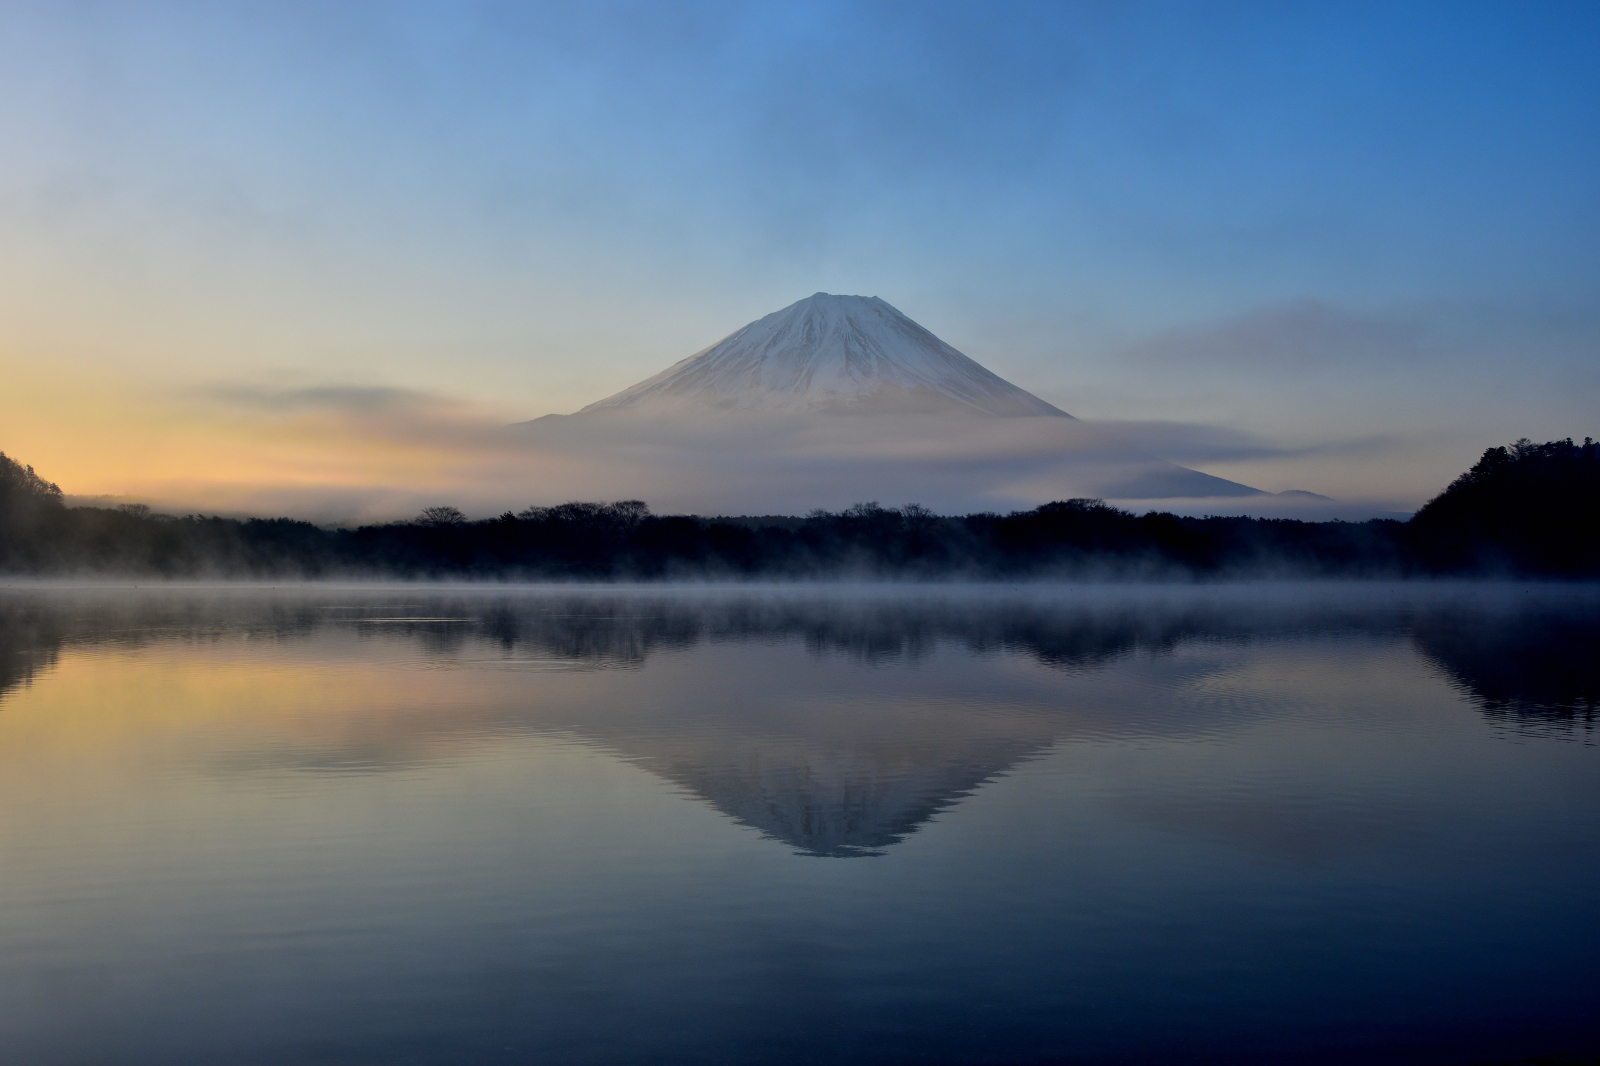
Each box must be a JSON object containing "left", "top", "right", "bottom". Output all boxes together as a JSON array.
[{"left": 1, "top": 583, "right": 1597, "bottom": 1065}]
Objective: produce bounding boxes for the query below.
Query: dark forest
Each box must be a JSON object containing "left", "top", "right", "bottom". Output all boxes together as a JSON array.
[{"left": 2, "top": 438, "right": 1596, "bottom": 579}]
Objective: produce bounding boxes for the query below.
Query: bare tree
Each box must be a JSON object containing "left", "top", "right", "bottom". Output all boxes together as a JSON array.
[
  {"left": 901, "top": 502, "right": 938, "bottom": 531},
  {"left": 609, "top": 500, "right": 650, "bottom": 531},
  {"left": 515, "top": 500, "right": 650, "bottom": 534},
  {"left": 417, "top": 506, "right": 467, "bottom": 527}
]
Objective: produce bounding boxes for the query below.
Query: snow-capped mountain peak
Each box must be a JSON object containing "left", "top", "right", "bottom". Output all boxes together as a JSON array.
[{"left": 579, "top": 293, "right": 1070, "bottom": 417}]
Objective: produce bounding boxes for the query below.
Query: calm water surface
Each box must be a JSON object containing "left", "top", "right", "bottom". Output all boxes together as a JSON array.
[{"left": 1, "top": 583, "right": 1597, "bottom": 1065}]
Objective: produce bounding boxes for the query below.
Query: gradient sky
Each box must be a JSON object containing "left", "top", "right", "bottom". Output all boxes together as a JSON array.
[{"left": 2, "top": 0, "right": 1597, "bottom": 517}]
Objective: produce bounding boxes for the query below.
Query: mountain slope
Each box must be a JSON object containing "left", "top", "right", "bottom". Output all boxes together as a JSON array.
[{"left": 580, "top": 292, "right": 1069, "bottom": 417}]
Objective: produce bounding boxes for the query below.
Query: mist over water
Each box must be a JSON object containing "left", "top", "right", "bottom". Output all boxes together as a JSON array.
[{"left": 1, "top": 583, "right": 1597, "bottom": 1065}]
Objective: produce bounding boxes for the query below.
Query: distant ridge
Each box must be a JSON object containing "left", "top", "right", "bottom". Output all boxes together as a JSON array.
[{"left": 580, "top": 293, "right": 1069, "bottom": 417}]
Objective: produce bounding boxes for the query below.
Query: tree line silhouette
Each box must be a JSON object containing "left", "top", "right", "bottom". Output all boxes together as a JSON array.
[{"left": 1, "top": 438, "right": 1595, "bottom": 578}]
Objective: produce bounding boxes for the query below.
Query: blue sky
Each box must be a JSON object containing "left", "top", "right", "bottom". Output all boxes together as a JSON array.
[{"left": 1, "top": 1, "right": 1596, "bottom": 513}]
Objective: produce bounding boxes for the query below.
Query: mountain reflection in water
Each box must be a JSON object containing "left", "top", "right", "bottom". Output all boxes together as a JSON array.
[{"left": 2, "top": 584, "right": 1595, "bottom": 860}]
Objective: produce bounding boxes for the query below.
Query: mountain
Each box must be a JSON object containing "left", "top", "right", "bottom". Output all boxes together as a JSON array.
[
  {"left": 580, "top": 292, "right": 1069, "bottom": 417},
  {"left": 504, "top": 292, "right": 1269, "bottom": 511}
]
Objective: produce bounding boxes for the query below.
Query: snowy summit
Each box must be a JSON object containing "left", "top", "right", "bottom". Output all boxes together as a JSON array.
[{"left": 580, "top": 293, "right": 1069, "bottom": 417}]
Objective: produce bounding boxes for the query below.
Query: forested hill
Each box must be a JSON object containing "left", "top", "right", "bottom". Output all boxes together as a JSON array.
[{"left": 1, "top": 439, "right": 1595, "bottom": 579}]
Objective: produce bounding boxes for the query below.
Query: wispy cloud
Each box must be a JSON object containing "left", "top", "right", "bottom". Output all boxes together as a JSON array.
[
  {"left": 1088, "top": 421, "right": 1400, "bottom": 464},
  {"left": 1119, "top": 299, "right": 1430, "bottom": 376},
  {"left": 187, "top": 383, "right": 512, "bottom": 445},
  {"left": 199, "top": 385, "right": 447, "bottom": 415}
]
